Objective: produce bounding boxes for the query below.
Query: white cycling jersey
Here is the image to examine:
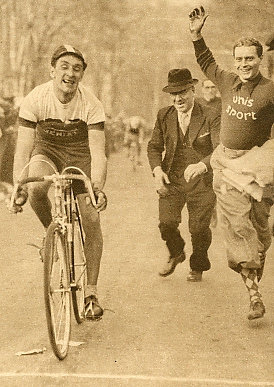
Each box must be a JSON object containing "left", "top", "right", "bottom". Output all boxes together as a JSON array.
[{"left": 19, "top": 80, "right": 105, "bottom": 146}]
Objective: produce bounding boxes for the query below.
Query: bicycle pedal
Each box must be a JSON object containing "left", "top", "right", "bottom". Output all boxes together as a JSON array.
[
  {"left": 27, "top": 242, "right": 44, "bottom": 262},
  {"left": 39, "top": 248, "right": 44, "bottom": 263}
]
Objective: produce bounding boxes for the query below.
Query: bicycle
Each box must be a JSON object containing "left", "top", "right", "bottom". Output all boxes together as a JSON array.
[{"left": 9, "top": 161, "right": 97, "bottom": 360}]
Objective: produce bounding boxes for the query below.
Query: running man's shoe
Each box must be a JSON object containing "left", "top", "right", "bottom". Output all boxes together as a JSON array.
[
  {"left": 84, "top": 295, "right": 104, "bottom": 320},
  {"left": 187, "top": 270, "right": 203, "bottom": 282},
  {"left": 247, "top": 299, "right": 265, "bottom": 320},
  {"left": 159, "top": 250, "right": 186, "bottom": 277}
]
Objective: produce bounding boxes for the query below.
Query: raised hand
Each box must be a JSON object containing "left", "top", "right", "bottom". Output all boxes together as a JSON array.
[{"left": 189, "top": 6, "right": 208, "bottom": 37}]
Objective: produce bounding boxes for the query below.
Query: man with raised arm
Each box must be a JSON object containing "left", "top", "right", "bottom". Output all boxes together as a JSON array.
[
  {"left": 189, "top": 6, "right": 274, "bottom": 319},
  {"left": 12, "top": 45, "right": 107, "bottom": 320}
]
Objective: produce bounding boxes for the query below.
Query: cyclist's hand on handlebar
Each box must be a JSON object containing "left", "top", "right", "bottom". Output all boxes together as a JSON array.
[
  {"left": 8, "top": 188, "right": 28, "bottom": 214},
  {"left": 93, "top": 188, "right": 107, "bottom": 211}
]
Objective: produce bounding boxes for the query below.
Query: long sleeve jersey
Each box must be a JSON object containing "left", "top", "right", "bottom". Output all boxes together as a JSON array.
[{"left": 193, "top": 38, "right": 274, "bottom": 150}]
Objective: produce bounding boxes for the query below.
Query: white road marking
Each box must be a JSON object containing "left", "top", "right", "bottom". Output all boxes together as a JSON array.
[{"left": 0, "top": 373, "right": 273, "bottom": 386}]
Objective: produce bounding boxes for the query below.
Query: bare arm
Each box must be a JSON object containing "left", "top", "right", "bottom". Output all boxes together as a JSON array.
[
  {"left": 88, "top": 123, "right": 107, "bottom": 191},
  {"left": 8, "top": 125, "right": 35, "bottom": 212},
  {"left": 13, "top": 126, "right": 35, "bottom": 183}
]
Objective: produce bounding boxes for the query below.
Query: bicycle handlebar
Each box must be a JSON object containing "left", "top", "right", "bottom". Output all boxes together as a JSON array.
[
  {"left": 16, "top": 173, "right": 89, "bottom": 185},
  {"left": 9, "top": 173, "right": 97, "bottom": 211}
]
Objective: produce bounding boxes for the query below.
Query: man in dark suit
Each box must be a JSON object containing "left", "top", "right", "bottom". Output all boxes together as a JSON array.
[{"left": 147, "top": 68, "right": 220, "bottom": 281}]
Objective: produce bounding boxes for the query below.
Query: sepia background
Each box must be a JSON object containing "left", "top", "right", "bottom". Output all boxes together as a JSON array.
[{"left": 0, "top": 1, "right": 274, "bottom": 386}]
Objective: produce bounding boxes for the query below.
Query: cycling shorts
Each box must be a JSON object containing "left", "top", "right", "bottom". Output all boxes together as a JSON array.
[{"left": 32, "top": 140, "right": 91, "bottom": 195}]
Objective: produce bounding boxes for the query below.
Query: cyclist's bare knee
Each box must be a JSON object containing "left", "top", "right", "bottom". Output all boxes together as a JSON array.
[{"left": 28, "top": 182, "right": 50, "bottom": 202}]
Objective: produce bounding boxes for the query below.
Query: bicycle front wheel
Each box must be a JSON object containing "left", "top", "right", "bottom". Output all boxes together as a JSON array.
[
  {"left": 44, "top": 222, "right": 71, "bottom": 360},
  {"left": 71, "top": 211, "right": 87, "bottom": 324}
]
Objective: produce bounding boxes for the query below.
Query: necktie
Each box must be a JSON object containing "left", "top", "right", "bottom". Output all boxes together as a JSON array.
[{"left": 179, "top": 113, "right": 188, "bottom": 135}]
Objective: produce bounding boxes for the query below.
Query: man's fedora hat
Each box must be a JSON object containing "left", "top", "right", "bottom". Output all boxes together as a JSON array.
[{"left": 162, "top": 68, "right": 198, "bottom": 93}]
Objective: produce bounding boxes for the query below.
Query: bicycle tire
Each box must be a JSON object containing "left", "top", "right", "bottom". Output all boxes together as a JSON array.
[
  {"left": 44, "top": 222, "right": 71, "bottom": 360},
  {"left": 71, "top": 210, "right": 87, "bottom": 324}
]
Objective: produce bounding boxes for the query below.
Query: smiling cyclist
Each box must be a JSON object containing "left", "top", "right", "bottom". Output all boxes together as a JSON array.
[{"left": 11, "top": 45, "right": 108, "bottom": 320}]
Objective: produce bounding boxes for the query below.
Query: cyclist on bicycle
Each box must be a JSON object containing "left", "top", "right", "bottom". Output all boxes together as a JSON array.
[
  {"left": 123, "top": 115, "right": 145, "bottom": 165},
  {"left": 11, "top": 45, "right": 107, "bottom": 320}
]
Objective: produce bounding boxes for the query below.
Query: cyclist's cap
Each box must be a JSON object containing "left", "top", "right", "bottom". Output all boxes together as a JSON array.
[{"left": 51, "top": 45, "right": 87, "bottom": 70}]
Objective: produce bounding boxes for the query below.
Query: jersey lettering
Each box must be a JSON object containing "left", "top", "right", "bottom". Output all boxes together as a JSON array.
[
  {"left": 232, "top": 96, "right": 254, "bottom": 107},
  {"left": 226, "top": 105, "right": 257, "bottom": 120}
]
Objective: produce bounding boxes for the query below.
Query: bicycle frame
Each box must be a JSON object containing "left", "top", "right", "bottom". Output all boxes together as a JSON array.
[{"left": 63, "top": 181, "right": 85, "bottom": 294}]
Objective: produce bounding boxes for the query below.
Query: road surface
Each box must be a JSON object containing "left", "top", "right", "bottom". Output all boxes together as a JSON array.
[{"left": 0, "top": 148, "right": 274, "bottom": 387}]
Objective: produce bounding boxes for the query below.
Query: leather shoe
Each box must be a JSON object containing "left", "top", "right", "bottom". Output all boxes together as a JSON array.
[
  {"left": 247, "top": 299, "right": 265, "bottom": 320},
  {"left": 159, "top": 250, "right": 186, "bottom": 277},
  {"left": 187, "top": 270, "right": 203, "bottom": 282}
]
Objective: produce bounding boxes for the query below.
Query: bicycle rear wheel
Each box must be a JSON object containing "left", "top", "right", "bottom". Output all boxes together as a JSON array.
[
  {"left": 71, "top": 210, "right": 87, "bottom": 324},
  {"left": 44, "top": 222, "right": 71, "bottom": 360}
]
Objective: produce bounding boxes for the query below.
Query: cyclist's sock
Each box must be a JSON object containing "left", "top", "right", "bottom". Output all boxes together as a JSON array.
[
  {"left": 240, "top": 268, "right": 262, "bottom": 303},
  {"left": 85, "top": 284, "right": 98, "bottom": 297}
]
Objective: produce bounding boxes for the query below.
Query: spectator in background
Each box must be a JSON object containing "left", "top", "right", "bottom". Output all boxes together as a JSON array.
[
  {"left": 196, "top": 79, "right": 222, "bottom": 115},
  {"left": 265, "top": 33, "right": 274, "bottom": 81},
  {"left": 124, "top": 115, "right": 145, "bottom": 165},
  {"left": 104, "top": 114, "right": 114, "bottom": 158},
  {"left": 0, "top": 96, "right": 19, "bottom": 183}
]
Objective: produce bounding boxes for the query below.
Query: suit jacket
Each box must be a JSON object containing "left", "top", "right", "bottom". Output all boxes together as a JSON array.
[{"left": 147, "top": 102, "right": 220, "bottom": 176}]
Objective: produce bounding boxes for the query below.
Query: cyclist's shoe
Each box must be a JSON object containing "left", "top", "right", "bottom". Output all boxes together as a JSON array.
[
  {"left": 84, "top": 295, "right": 104, "bottom": 320},
  {"left": 247, "top": 299, "right": 265, "bottom": 320}
]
